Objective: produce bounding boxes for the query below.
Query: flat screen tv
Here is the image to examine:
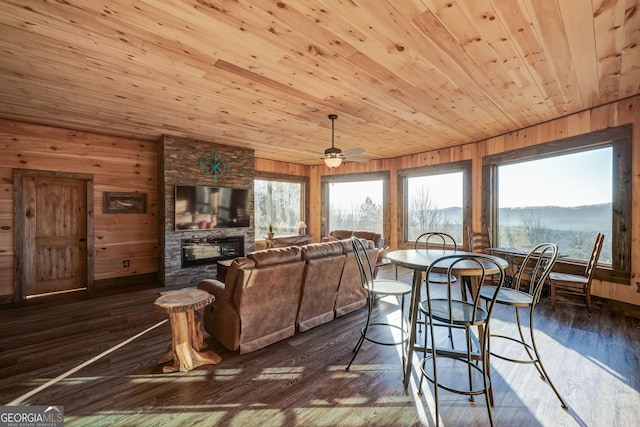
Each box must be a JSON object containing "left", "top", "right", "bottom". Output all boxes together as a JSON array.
[{"left": 175, "top": 185, "right": 251, "bottom": 230}]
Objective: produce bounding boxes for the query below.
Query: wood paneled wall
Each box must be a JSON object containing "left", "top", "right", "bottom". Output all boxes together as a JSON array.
[{"left": 0, "top": 119, "right": 158, "bottom": 300}]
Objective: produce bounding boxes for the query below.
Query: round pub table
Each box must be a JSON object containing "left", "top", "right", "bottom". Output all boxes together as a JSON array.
[{"left": 154, "top": 288, "right": 222, "bottom": 373}]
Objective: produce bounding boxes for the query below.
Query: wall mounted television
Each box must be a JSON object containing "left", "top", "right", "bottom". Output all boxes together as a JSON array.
[{"left": 175, "top": 185, "right": 251, "bottom": 230}]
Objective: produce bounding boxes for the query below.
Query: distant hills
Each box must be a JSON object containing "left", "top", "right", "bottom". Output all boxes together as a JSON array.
[
  {"left": 496, "top": 203, "right": 611, "bottom": 232},
  {"left": 442, "top": 203, "right": 611, "bottom": 232}
]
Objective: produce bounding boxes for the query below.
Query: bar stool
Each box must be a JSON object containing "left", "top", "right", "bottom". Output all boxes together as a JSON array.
[
  {"left": 418, "top": 254, "right": 506, "bottom": 427},
  {"left": 479, "top": 243, "right": 567, "bottom": 408},
  {"left": 346, "top": 237, "right": 412, "bottom": 372}
]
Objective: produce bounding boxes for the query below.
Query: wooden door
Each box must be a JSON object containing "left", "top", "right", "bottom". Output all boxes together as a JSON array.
[{"left": 23, "top": 176, "right": 88, "bottom": 296}]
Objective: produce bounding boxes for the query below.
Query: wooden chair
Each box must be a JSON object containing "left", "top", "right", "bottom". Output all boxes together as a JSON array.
[
  {"left": 549, "top": 233, "right": 605, "bottom": 315},
  {"left": 467, "top": 226, "right": 492, "bottom": 253},
  {"left": 467, "top": 226, "right": 502, "bottom": 287}
]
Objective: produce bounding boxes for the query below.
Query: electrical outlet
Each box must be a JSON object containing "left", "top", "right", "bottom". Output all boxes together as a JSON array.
[{"left": 122, "top": 260, "right": 130, "bottom": 268}]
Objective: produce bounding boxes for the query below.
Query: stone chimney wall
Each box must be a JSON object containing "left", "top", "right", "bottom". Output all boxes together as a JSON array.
[{"left": 159, "top": 135, "right": 255, "bottom": 287}]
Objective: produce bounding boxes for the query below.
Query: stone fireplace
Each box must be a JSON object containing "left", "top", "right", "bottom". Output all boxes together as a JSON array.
[{"left": 158, "top": 135, "right": 255, "bottom": 288}]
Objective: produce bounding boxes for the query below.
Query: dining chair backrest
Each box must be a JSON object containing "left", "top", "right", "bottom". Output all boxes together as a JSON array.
[
  {"left": 584, "top": 233, "right": 605, "bottom": 280},
  {"left": 415, "top": 232, "right": 457, "bottom": 251},
  {"left": 513, "top": 243, "right": 559, "bottom": 302},
  {"left": 466, "top": 226, "right": 492, "bottom": 253}
]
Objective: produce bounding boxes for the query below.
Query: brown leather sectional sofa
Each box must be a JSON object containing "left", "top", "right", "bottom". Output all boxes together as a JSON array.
[{"left": 197, "top": 239, "right": 378, "bottom": 354}]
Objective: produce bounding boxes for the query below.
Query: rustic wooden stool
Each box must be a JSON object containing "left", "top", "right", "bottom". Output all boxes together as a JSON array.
[{"left": 154, "top": 288, "right": 222, "bottom": 373}]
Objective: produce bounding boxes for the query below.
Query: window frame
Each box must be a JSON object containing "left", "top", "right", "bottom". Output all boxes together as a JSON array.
[
  {"left": 481, "top": 125, "right": 632, "bottom": 285},
  {"left": 398, "top": 160, "right": 472, "bottom": 248},
  {"left": 254, "top": 172, "right": 309, "bottom": 242},
  {"left": 321, "top": 171, "right": 390, "bottom": 241}
]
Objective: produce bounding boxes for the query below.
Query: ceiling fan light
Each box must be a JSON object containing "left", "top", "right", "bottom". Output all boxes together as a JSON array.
[{"left": 324, "top": 156, "right": 343, "bottom": 168}]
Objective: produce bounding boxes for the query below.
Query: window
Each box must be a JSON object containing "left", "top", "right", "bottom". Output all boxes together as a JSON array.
[
  {"left": 399, "top": 161, "right": 471, "bottom": 246},
  {"left": 321, "top": 172, "right": 389, "bottom": 238},
  {"left": 497, "top": 148, "right": 612, "bottom": 263},
  {"left": 328, "top": 180, "right": 383, "bottom": 233},
  {"left": 254, "top": 177, "right": 306, "bottom": 238},
  {"left": 406, "top": 172, "right": 464, "bottom": 242},
  {"left": 482, "top": 125, "right": 632, "bottom": 284}
]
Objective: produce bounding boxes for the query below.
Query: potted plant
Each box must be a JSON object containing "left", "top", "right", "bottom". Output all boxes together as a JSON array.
[{"left": 267, "top": 223, "right": 274, "bottom": 239}]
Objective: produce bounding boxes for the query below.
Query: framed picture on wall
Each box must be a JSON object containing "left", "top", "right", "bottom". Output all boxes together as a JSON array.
[{"left": 103, "top": 192, "right": 147, "bottom": 214}]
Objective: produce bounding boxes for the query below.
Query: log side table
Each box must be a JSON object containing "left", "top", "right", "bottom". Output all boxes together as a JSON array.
[{"left": 154, "top": 288, "right": 222, "bottom": 373}]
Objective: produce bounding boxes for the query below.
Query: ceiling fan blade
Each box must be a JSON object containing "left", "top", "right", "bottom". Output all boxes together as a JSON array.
[
  {"left": 344, "top": 156, "right": 369, "bottom": 163},
  {"left": 342, "top": 147, "right": 365, "bottom": 156}
]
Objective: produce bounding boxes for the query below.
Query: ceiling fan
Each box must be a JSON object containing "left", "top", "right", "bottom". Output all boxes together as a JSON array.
[{"left": 308, "top": 114, "right": 368, "bottom": 168}]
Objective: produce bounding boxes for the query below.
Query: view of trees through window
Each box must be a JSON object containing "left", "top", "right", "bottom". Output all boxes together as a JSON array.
[
  {"left": 254, "top": 179, "right": 302, "bottom": 238},
  {"left": 406, "top": 172, "right": 463, "bottom": 243},
  {"left": 328, "top": 180, "right": 383, "bottom": 233},
  {"left": 497, "top": 147, "right": 612, "bottom": 263}
]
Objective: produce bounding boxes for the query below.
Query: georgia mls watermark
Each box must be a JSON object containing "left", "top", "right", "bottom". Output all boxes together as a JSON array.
[{"left": 0, "top": 406, "right": 64, "bottom": 427}]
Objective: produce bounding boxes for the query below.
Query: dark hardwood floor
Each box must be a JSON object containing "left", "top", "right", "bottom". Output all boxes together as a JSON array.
[{"left": 0, "top": 265, "right": 638, "bottom": 426}]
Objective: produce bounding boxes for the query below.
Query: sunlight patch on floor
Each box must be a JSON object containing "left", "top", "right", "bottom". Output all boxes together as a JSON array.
[{"left": 6, "top": 320, "right": 167, "bottom": 406}]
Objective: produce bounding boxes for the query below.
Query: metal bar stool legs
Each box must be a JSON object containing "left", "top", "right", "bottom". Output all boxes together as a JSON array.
[{"left": 346, "top": 293, "right": 407, "bottom": 371}]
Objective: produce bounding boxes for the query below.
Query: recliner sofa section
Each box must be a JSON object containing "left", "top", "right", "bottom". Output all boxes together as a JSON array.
[
  {"left": 297, "top": 241, "right": 346, "bottom": 332},
  {"left": 198, "top": 246, "right": 306, "bottom": 354}
]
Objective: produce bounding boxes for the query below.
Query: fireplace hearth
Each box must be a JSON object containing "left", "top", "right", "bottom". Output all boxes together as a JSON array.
[{"left": 181, "top": 235, "right": 244, "bottom": 268}]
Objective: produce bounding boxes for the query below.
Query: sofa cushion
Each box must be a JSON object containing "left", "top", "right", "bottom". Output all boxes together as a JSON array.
[
  {"left": 248, "top": 246, "right": 302, "bottom": 267},
  {"left": 297, "top": 242, "right": 346, "bottom": 331},
  {"left": 301, "top": 241, "right": 344, "bottom": 259}
]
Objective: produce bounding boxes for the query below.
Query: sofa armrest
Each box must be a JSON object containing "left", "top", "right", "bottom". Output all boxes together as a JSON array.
[
  {"left": 197, "top": 279, "right": 226, "bottom": 301},
  {"left": 197, "top": 278, "right": 241, "bottom": 352}
]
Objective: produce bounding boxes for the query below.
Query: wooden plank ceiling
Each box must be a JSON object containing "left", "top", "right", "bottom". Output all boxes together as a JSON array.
[{"left": 1, "top": 0, "right": 638, "bottom": 165}]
